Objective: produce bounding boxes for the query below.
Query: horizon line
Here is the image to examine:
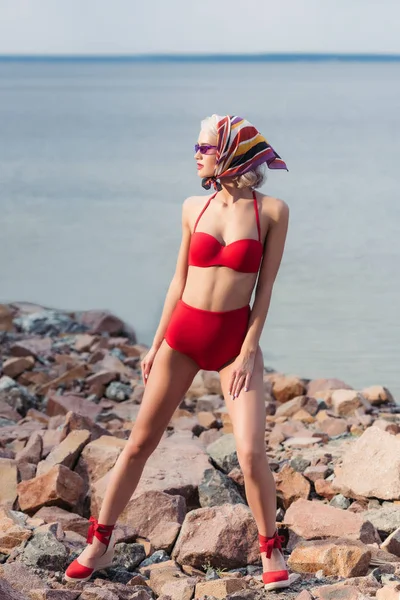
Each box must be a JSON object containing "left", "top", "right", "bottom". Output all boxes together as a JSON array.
[{"left": 0, "top": 51, "right": 400, "bottom": 62}]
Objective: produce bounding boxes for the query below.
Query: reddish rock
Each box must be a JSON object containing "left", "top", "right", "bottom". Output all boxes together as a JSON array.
[
  {"left": 114, "top": 490, "right": 185, "bottom": 551},
  {"left": 362, "top": 385, "right": 393, "bottom": 405},
  {"left": 195, "top": 578, "right": 247, "bottom": 598},
  {"left": 15, "top": 431, "right": 43, "bottom": 464},
  {"left": 17, "top": 464, "right": 84, "bottom": 514},
  {"left": 17, "top": 462, "right": 37, "bottom": 481},
  {"left": 311, "top": 582, "right": 373, "bottom": 599},
  {"left": 2, "top": 356, "right": 35, "bottom": 378},
  {"left": 38, "top": 364, "right": 89, "bottom": 395},
  {"left": 274, "top": 464, "right": 311, "bottom": 508},
  {"left": 79, "top": 310, "right": 136, "bottom": 340},
  {"left": 332, "top": 426, "right": 400, "bottom": 501},
  {"left": 60, "top": 410, "right": 111, "bottom": 442},
  {"left": 171, "top": 503, "right": 259, "bottom": 569},
  {"left": 269, "top": 374, "right": 306, "bottom": 403},
  {"left": 288, "top": 538, "right": 371, "bottom": 577},
  {"left": 10, "top": 338, "right": 52, "bottom": 359},
  {"left": 33, "top": 506, "right": 90, "bottom": 538},
  {"left": 303, "top": 465, "right": 330, "bottom": 483},
  {"left": 381, "top": 527, "right": 400, "bottom": 557},
  {"left": 36, "top": 429, "right": 91, "bottom": 476},
  {"left": 76, "top": 435, "right": 127, "bottom": 494},
  {"left": 0, "top": 304, "right": 15, "bottom": 332},
  {"left": 284, "top": 498, "right": 380, "bottom": 543},
  {"left": 275, "top": 395, "right": 318, "bottom": 418},
  {"left": 317, "top": 416, "right": 349, "bottom": 437},
  {"left": 0, "top": 458, "right": 18, "bottom": 508},
  {"left": 314, "top": 478, "right": 337, "bottom": 500},
  {"left": 331, "top": 390, "right": 364, "bottom": 416},
  {"left": 307, "top": 378, "right": 353, "bottom": 397},
  {"left": 46, "top": 393, "right": 101, "bottom": 420},
  {"left": 0, "top": 399, "right": 21, "bottom": 422},
  {"left": 0, "top": 506, "right": 32, "bottom": 553}
]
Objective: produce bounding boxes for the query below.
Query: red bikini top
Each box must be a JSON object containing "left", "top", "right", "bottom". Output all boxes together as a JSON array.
[{"left": 188, "top": 190, "right": 263, "bottom": 273}]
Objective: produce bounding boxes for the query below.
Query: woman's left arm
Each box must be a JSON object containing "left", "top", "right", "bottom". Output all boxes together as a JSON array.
[{"left": 229, "top": 198, "right": 289, "bottom": 397}]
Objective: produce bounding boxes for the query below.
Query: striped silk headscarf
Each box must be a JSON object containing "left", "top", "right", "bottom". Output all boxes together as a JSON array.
[{"left": 202, "top": 115, "right": 288, "bottom": 191}]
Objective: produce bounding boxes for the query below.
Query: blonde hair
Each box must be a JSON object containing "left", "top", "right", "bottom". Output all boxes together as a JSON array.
[{"left": 200, "top": 114, "right": 267, "bottom": 189}]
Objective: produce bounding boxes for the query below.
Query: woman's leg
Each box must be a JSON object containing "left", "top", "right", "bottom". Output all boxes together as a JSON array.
[
  {"left": 219, "top": 346, "right": 286, "bottom": 574},
  {"left": 79, "top": 340, "right": 199, "bottom": 564}
]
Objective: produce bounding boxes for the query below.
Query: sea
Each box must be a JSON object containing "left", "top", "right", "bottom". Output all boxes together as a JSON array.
[{"left": 0, "top": 56, "right": 399, "bottom": 401}]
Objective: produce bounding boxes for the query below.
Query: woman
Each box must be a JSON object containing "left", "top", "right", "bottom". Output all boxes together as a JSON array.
[{"left": 65, "top": 114, "right": 295, "bottom": 591}]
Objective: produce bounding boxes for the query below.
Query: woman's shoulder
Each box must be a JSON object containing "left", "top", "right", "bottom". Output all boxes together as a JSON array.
[{"left": 256, "top": 192, "right": 289, "bottom": 222}]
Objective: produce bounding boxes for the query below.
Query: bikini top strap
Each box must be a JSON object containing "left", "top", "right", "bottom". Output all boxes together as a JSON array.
[
  {"left": 253, "top": 190, "right": 261, "bottom": 241},
  {"left": 193, "top": 191, "right": 218, "bottom": 232}
]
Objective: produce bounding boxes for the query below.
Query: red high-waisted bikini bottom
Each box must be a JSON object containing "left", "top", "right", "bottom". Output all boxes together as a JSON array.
[{"left": 164, "top": 299, "right": 251, "bottom": 371}]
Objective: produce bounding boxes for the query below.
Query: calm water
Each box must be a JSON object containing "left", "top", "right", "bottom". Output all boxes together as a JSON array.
[{"left": 0, "top": 60, "right": 399, "bottom": 400}]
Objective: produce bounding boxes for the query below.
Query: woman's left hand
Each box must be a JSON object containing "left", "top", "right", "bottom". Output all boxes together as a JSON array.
[{"left": 228, "top": 350, "right": 256, "bottom": 398}]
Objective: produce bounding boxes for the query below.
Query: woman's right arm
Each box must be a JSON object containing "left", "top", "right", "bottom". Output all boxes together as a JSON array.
[{"left": 141, "top": 197, "right": 194, "bottom": 383}]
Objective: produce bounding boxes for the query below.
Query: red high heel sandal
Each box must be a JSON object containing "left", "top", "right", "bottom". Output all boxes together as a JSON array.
[
  {"left": 258, "top": 530, "right": 292, "bottom": 591},
  {"left": 64, "top": 516, "right": 116, "bottom": 583}
]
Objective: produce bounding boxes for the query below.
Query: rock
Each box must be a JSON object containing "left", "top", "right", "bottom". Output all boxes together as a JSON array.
[
  {"left": 76, "top": 435, "right": 127, "bottom": 495},
  {"left": 0, "top": 578, "right": 28, "bottom": 600},
  {"left": 317, "top": 416, "right": 349, "bottom": 437},
  {"left": 332, "top": 426, "right": 400, "bottom": 501},
  {"left": 330, "top": 390, "right": 364, "bottom": 416},
  {"left": 207, "top": 433, "right": 239, "bottom": 473},
  {"left": 288, "top": 538, "right": 371, "bottom": 577},
  {"left": 195, "top": 578, "right": 247, "bottom": 599},
  {"left": 46, "top": 393, "right": 101, "bottom": 420},
  {"left": 202, "top": 371, "right": 223, "bottom": 396},
  {"left": 269, "top": 374, "right": 306, "bottom": 403},
  {"left": 362, "top": 385, "right": 394, "bottom": 405},
  {"left": 0, "top": 562, "right": 48, "bottom": 595},
  {"left": 0, "top": 506, "right": 32, "bottom": 553},
  {"left": 20, "top": 531, "right": 69, "bottom": 570},
  {"left": 284, "top": 498, "right": 380, "bottom": 543},
  {"left": 315, "top": 478, "right": 337, "bottom": 500},
  {"left": 381, "top": 527, "right": 400, "bottom": 556},
  {"left": 0, "top": 458, "right": 18, "bottom": 508},
  {"left": 30, "top": 591, "right": 81, "bottom": 600},
  {"left": 113, "top": 542, "right": 146, "bottom": 572},
  {"left": 9, "top": 337, "right": 52, "bottom": 360},
  {"left": 13, "top": 309, "right": 84, "bottom": 336},
  {"left": 60, "top": 410, "right": 111, "bottom": 442},
  {"left": 274, "top": 465, "right": 311, "bottom": 508},
  {"left": 2, "top": 357, "right": 35, "bottom": 379},
  {"left": 172, "top": 503, "right": 259, "bottom": 569},
  {"left": 36, "top": 429, "right": 90, "bottom": 476},
  {"left": 329, "top": 494, "right": 351, "bottom": 509},
  {"left": 198, "top": 468, "right": 245, "bottom": 507},
  {"left": 33, "top": 506, "right": 90, "bottom": 538},
  {"left": 113, "top": 490, "right": 184, "bottom": 551},
  {"left": 311, "top": 582, "right": 372, "bottom": 599},
  {"left": 93, "top": 433, "right": 211, "bottom": 516},
  {"left": 303, "top": 465, "right": 331, "bottom": 483},
  {"left": 307, "top": 378, "right": 353, "bottom": 397},
  {"left": 15, "top": 432, "right": 43, "bottom": 464},
  {"left": 105, "top": 381, "right": 132, "bottom": 402},
  {"left": 0, "top": 376, "right": 38, "bottom": 415},
  {"left": 17, "top": 464, "right": 84, "bottom": 514},
  {"left": 363, "top": 504, "right": 400, "bottom": 537},
  {"left": 376, "top": 585, "right": 400, "bottom": 600},
  {"left": 275, "top": 396, "right": 318, "bottom": 418},
  {"left": 0, "top": 304, "right": 15, "bottom": 332},
  {"left": 77, "top": 309, "right": 137, "bottom": 341}
]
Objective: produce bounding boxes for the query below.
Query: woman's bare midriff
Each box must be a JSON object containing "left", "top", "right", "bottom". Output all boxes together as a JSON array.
[{"left": 181, "top": 265, "right": 258, "bottom": 312}]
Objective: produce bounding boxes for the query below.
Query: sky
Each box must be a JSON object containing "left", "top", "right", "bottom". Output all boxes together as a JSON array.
[{"left": 0, "top": 0, "right": 399, "bottom": 56}]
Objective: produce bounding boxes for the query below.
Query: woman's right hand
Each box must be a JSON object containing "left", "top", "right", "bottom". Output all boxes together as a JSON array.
[{"left": 140, "top": 345, "right": 159, "bottom": 385}]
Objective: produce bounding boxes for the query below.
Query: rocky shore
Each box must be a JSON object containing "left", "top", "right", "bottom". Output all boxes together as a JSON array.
[{"left": 0, "top": 301, "right": 400, "bottom": 600}]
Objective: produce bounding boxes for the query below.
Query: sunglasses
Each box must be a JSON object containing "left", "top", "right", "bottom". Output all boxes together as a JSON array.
[{"left": 194, "top": 144, "right": 217, "bottom": 155}]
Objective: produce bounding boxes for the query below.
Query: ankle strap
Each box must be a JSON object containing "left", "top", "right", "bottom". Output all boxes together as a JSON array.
[
  {"left": 258, "top": 530, "right": 285, "bottom": 559},
  {"left": 87, "top": 516, "right": 115, "bottom": 546}
]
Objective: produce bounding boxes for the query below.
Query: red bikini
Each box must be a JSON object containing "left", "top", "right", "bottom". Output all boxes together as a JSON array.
[
  {"left": 188, "top": 190, "right": 263, "bottom": 272},
  {"left": 164, "top": 190, "right": 263, "bottom": 372}
]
